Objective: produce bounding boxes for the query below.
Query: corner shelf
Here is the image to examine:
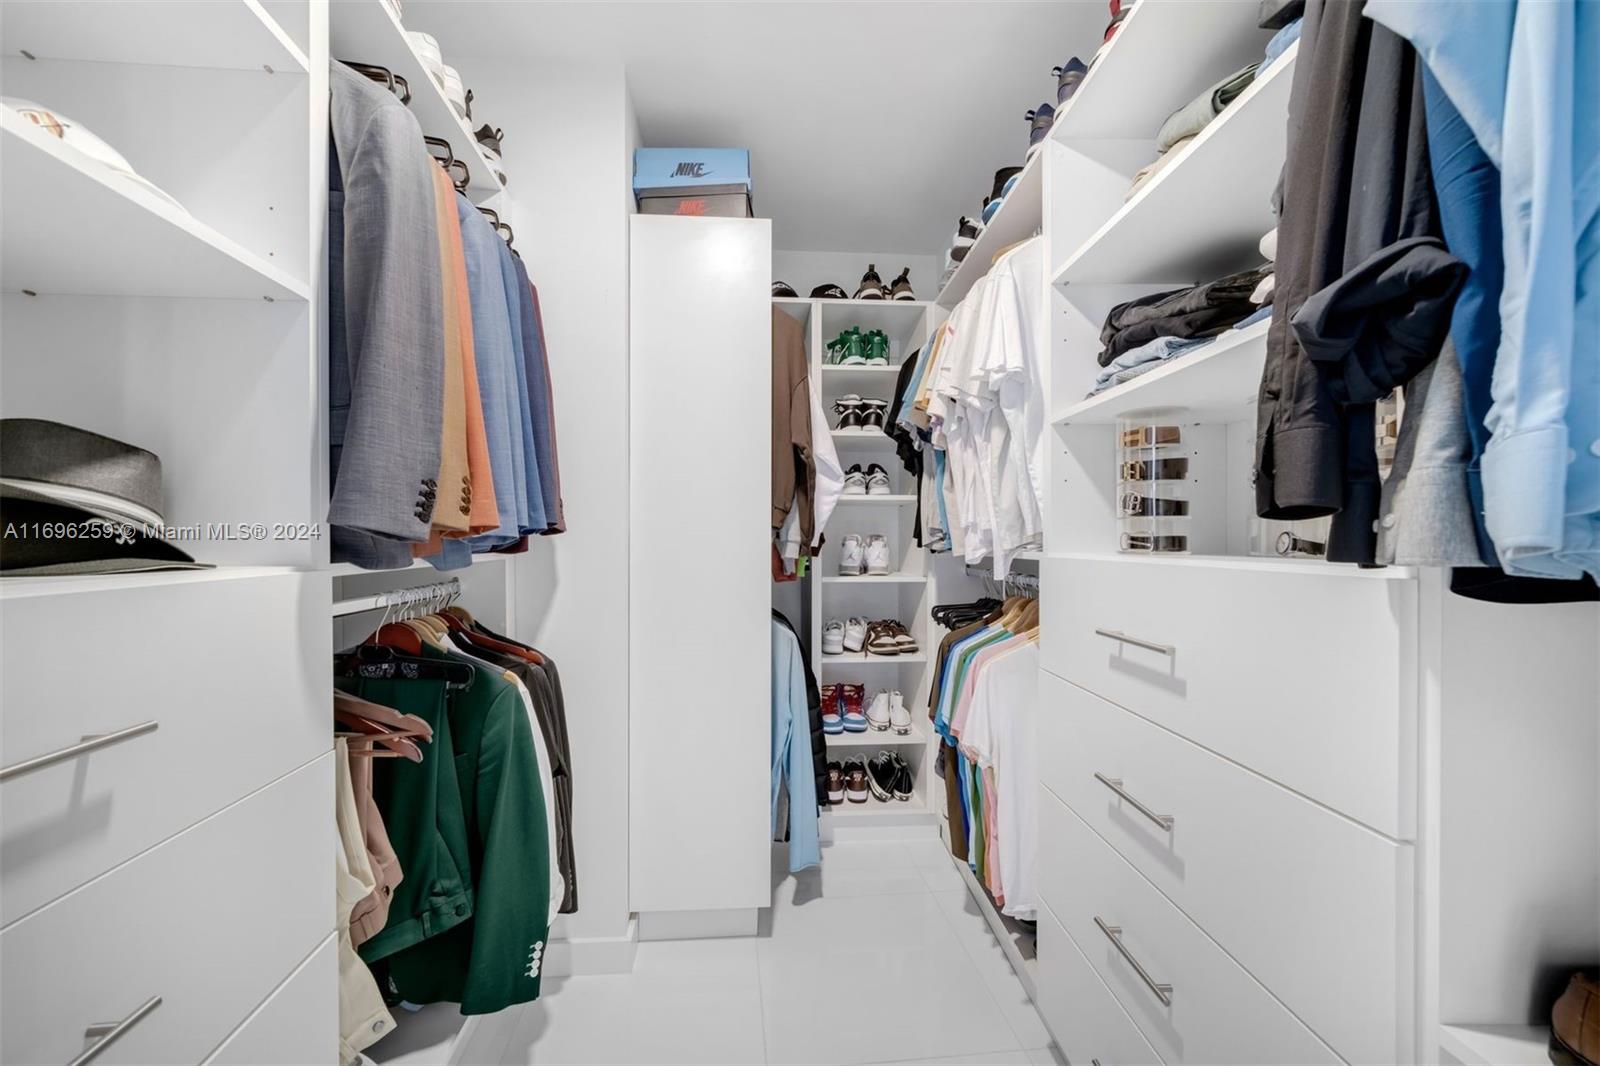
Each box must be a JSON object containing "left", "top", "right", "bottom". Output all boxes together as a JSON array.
[
  {"left": 0, "top": 0, "right": 308, "bottom": 73},
  {"left": 819, "top": 652, "right": 928, "bottom": 667},
  {"left": 329, "top": 0, "right": 505, "bottom": 204},
  {"left": 821, "top": 574, "right": 929, "bottom": 585},
  {"left": 1, "top": 111, "right": 310, "bottom": 301},
  {"left": 1052, "top": 44, "right": 1297, "bottom": 287},
  {"left": 1054, "top": 319, "right": 1268, "bottom": 425},
  {"left": 835, "top": 494, "right": 917, "bottom": 506},
  {"left": 830, "top": 429, "right": 897, "bottom": 446},
  {"left": 1050, "top": 0, "right": 1272, "bottom": 143},
  {"left": 1439, "top": 1025, "right": 1551, "bottom": 1066},
  {"left": 937, "top": 153, "right": 1043, "bottom": 309}
]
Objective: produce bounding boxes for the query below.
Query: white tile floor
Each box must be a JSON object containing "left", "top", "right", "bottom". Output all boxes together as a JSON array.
[{"left": 492, "top": 839, "right": 1061, "bottom": 1066}]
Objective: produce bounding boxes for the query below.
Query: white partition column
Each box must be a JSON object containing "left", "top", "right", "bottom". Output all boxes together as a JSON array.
[{"left": 628, "top": 215, "right": 772, "bottom": 935}]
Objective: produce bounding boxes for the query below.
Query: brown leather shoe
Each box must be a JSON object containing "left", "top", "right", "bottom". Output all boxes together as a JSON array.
[{"left": 1553, "top": 972, "right": 1600, "bottom": 1066}]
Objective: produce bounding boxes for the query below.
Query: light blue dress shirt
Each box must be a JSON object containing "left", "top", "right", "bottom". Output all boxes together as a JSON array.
[
  {"left": 1367, "top": 0, "right": 1600, "bottom": 580},
  {"left": 771, "top": 621, "right": 819, "bottom": 873},
  {"left": 495, "top": 239, "right": 547, "bottom": 535}
]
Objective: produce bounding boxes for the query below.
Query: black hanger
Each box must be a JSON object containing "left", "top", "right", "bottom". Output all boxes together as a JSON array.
[
  {"left": 498, "top": 221, "right": 515, "bottom": 249},
  {"left": 334, "top": 645, "right": 474, "bottom": 688},
  {"left": 448, "top": 158, "right": 470, "bottom": 192},
  {"left": 345, "top": 61, "right": 411, "bottom": 105},
  {"left": 423, "top": 135, "right": 454, "bottom": 166}
]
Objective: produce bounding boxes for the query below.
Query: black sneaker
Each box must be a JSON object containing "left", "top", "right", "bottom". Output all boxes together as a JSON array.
[
  {"left": 853, "top": 264, "right": 886, "bottom": 300},
  {"left": 844, "top": 758, "right": 870, "bottom": 803},
  {"left": 988, "top": 166, "right": 1023, "bottom": 203},
  {"left": 888, "top": 267, "right": 916, "bottom": 301},
  {"left": 866, "top": 751, "right": 898, "bottom": 801},
  {"left": 891, "top": 753, "right": 914, "bottom": 801},
  {"left": 810, "top": 282, "right": 848, "bottom": 299},
  {"left": 772, "top": 280, "right": 798, "bottom": 297},
  {"left": 950, "top": 217, "right": 980, "bottom": 263}
]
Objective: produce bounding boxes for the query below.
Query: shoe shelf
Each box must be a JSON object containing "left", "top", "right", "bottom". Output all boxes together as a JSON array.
[
  {"left": 1053, "top": 318, "right": 1269, "bottom": 425},
  {"left": 0, "top": 0, "right": 308, "bottom": 73},
  {"left": 830, "top": 429, "right": 897, "bottom": 447},
  {"left": 329, "top": 0, "right": 504, "bottom": 204},
  {"left": 817, "top": 299, "right": 933, "bottom": 353},
  {"left": 825, "top": 722, "right": 926, "bottom": 748},
  {"left": 820, "top": 574, "right": 928, "bottom": 585},
  {"left": 1438, "top": 1025, "right": 1551, "bottom": 1066},
  {"left": 834, "top": 494, "right": 917, "bottom": 507},
  {"left": 821, "top": 364, "right": 904, "bottom": 394},
  {"left": 827, "top": 796, "right": 930, "bottom": 819},
  {"left": 936, "top": 151, "right": 1043, "bottom": 310},
  {"left": 1048, "top": 0, "right": 1272, "bottom": 144},
  {"left": 1052, "top": 43, "right": 1297, "bottom": 288},
  {"left": 1, "top": 110, "right": 310, "bottom": 301},
  {"left": 818, "top": 651, "right": 928, "bottom": 668}
]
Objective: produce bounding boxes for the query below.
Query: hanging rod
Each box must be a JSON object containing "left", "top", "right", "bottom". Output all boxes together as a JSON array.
[
  {"left": 332, "top": 577, "right": 461, "bottom": 618},
  {"left": 963, "top": 562, "right": 1040, "bottom": 598}
]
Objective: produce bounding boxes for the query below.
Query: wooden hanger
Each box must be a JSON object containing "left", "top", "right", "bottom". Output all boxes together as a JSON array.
[{"left": 334, "top": 691, "right": 432, "bottom": 740}]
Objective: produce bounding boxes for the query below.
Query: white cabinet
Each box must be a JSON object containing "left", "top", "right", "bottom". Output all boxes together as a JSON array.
[
  {"left": 205, "top": 933, "right": 338, "bottom": 1066},
  {"left": 1035, "top": 903, "right": 1162, "bottom": 1066},
  {"left": 627, "top": 216, "right": 772, "bottom": 917},
  {"left": 0, "top": 755, "right": 333, "bottom": 1066}
]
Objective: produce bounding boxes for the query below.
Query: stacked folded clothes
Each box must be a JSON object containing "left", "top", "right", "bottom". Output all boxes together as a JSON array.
[
  {"left": 1097, "top": 264, "right": 1272, "bottom": 366},
  {"left": 1154, "top": 62, "right": 1260, "bottom": 153},
  {"left": 1089, "top": 305, "right": 1273, "bottom": 396}
]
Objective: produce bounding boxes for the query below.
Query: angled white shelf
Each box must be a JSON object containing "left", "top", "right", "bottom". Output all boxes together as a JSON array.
[
  {"left": 1439, "top": 1025, "right": 1551, "bottom": 1066},
  {"left": 830, "top": 429, "right": 896, "bottom": 446},
  {"left": 827, "top": 797, "right": 929, "bottom": 818},
  {"left": 0, "top": 565, "right": 304, "bottom": 602},
  {"left": 1, "top": 111, "right": 310, "bottom": 301},
  {"left": 1053, "top": 44, "right": 1297, "bottom": 287},
  {"left": 825, "top": 722, "right": 926, "bottom": 747},
  {"left": 821, "top": 574, "right": 929, "bottom": 585},
  {"left": 1, "top": 0, "right": 307, "bottom": 73},
  {"left": 819, "top": 651, "right": 928, "bottom": 667},
  {"left": 1050, "top": 550, "right": 1417, "bottom": 582},
  {"left": 1051, "top": 0, "right": 1273, "bottom": 143},
  {"left": 327, "top": 554, "right": 510, "bottom": 578},
  {"left": 1055, "top": 319, "right": 1268, "bottom": 425},
  {"left": 835, "top": 494, "right": 917, "bottom": 506},
  {"left": 937, "top": 152, "right": 1042, "bottom": 309},
  {"left": 329, "top": 0, "right": 505, "bottom": 204}
]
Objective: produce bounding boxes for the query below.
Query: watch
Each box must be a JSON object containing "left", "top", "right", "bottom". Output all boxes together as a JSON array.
[
  {"left": 1119, "top": 457, "right": 1189, "bottom": 482},
  {"left": 1120, "top": 532, "right": 1189, "bottom": 553},
  {"left": 1118, "top": 493, "right": 1190, "bottom": 517},
  {"left": 1119, "top": 425, "right": 1182, "bottom": 448},
  {"left": 1275, "top": 531, "right": 1327, "bottom": 558}
]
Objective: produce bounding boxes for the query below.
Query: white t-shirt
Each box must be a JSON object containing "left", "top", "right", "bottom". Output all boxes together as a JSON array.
[{"left": 960, "top": 640, "right": 1040, "bottom": 921}]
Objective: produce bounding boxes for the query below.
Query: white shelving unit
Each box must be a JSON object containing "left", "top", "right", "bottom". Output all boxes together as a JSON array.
[
  {"left": 937, "top": 152, "right": 1043, "bottom": 309},
  {"left": 787, "top": 295, "right": 941, "bottom": 836},
  {"left": 0, "top": 0, "right": 309, "bottom": 72},
  {"left": 1055, "top": 319, "right": 1268, "bottom": 424}
]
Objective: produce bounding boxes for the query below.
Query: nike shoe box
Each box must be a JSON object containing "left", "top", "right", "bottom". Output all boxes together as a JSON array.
[{"left": 633, "top": 148, "right": 753, "bottom": 216}]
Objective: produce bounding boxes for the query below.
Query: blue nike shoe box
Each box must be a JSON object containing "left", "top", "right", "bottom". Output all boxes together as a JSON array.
[{"left": 634, "top": 148, "right": 753, "bottom": 215}]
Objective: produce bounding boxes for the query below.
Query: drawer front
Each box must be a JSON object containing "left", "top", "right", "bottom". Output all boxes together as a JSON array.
[
  {"left": 206, "top": 932, "right": 337, "bottom": 1065},
  {"left": 1037, "top": 902, "right": 1163, "bottom": 1066},
  {"left": 1, "top": 754, "right": 333, "bottom": 1066},
  {"left": 1040, "top": 556, "right": 1416, "bottom": 837},
  {"left": 0, "top": 571, "right": 330, "bottom": 923},
  {"left": 1041, "top": 673, "right": 1412, "bottom": 1063},
  {"left": 1037, "top": 789, "right": 1341, "bottom": 1066}
]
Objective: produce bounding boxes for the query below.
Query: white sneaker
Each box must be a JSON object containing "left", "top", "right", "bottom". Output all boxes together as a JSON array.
[
  {"left": 822, "top": 619, "right": 845, "bottom": 655},
  {"left": 866, "top": 691, "right": 891, "bottom": 731},
  {"left": 864, "top": 534, "right": 891, "bottom": 575},
  {"left": 843, "top": 617, "right": 868, "bottom": 653},
  {"left": 865, "top": 464, "right": 893, "bottom": 495},
  {"left": 842, "top": 465, "right": 868, "bottom": 496},
  {"left": 889, "top": 691, "right": 912, "bottom": 734},
  {"left": 838, "top": 534, "right": 865, "bottom": 576}
]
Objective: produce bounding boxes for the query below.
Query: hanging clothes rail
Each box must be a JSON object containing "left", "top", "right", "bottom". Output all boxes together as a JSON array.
[
  {"left": 963, "top": 563, "right": 1039, "bottom": 598},
  {"left": 332, "top": 577, "right": 462, "bottom": 617}
]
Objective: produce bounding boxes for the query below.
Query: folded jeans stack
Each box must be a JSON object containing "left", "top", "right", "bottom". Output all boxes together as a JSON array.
[
  {"left": 1154, "top": 62, "right": 1261, "bottom": 153},
  {"left": 1098, "top": 264, "right": 1271, "bottom": 366}
]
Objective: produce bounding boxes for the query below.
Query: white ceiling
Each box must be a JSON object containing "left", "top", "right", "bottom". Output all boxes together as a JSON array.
[{"left": 405, "top": 1, "right": 1108, "bottom": 255}]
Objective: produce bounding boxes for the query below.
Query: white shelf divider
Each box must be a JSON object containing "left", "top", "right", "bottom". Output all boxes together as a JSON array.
[
  {"left": 1054, "top": 319, "right": 1268, "bottom": 425},
  {"left": 835, "top": 494, "right": 917, "bottom": 506},
  {"left": 937, "top": 153, "right": 1043, "bottom": 309},
  {"left": 329, "top": 0, "right": 505, "bottom": 203},
  {"left": 819, "top": 652, "right": 928, "bottom": 667},
  {"left": 1053, "top": 45, "right": 1297, "bottom": 287},
  {"left": 821, "top": 574, "right": 929, "bottom": 585},
  {"left": 1, "top": 0, "right": 308, "bottom": 73},
  {"left": 1439, "top": 1025, "right": 1551, "bottom": 1066},
  {"left": 0, "top": 110, "right": 310, "bottom": 301},
  {"left": 825, "top": 723, "right": 926, "bottom": 748}
]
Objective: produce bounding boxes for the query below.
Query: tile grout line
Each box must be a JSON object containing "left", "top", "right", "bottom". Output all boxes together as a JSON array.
[
  {"left": 753, "top": 920, "right": 773, "bottom": 1065},
  {"left": 925, "top": 858, "right": 1046, "bottom": 1054}
]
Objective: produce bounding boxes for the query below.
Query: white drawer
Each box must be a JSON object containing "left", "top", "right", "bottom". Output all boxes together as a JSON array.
[
  {"left": 206, "top": 932, "right": 337, "bottom": 1066},
  {"left": 1, "top": 754, "right": 333, "bottom": 1066},
  {"left": 1040, "top": 673, "right": 1413, "bottom": 1064},
  {"left": 1040, "top": 555, "right": 1417, "bottom": 837},
  {"left": 0, "top": 570, "right": 330, "bottom": 923},
  {"left": 1037, "top": 789, "right": 1340, "bottom": 1066},
  {"left": 1036, "top": 902, "right": 1163, "bottom": 1066}
]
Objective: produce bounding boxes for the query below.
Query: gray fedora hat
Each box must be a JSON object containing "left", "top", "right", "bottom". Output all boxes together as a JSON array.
[{"left": 1, "top": 419, "right": 207, "bottom": 576}]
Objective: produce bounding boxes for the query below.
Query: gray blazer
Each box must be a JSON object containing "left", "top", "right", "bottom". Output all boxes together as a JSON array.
[{"left": 328, "top": 61, "right": 444, "bottom": 563}]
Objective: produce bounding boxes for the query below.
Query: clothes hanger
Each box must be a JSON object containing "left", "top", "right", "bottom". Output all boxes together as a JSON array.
[
  {"left": 335, "top": 710, "right": 423, "bottom": 761},
  {"left": 334, "top": 691, "right": 432, "bottom": 740},
  {"left": 345, "top": 62, "right": 411, "bottom": 105}
]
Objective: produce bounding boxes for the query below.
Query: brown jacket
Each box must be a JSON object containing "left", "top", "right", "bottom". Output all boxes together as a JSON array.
[{"left": 771, "top": 306, "right": 814, "bottom": 545}]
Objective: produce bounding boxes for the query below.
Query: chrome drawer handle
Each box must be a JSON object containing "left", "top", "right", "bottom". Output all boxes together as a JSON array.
[
  {"left": 69, "top": 995, "right": 161, "bottom": 1066},
  {"left": 1095, "top": 916, "right": 1173, "bottom": 1006},
  {"left": 1094, "top": 773, "right": 1174, "bottom": 831},
  {"left": 0, "top": 722, "right": 159, "bottom": 783},
  {"left": 1094, "top": 628, "right": 1175, "bottom": 657}
]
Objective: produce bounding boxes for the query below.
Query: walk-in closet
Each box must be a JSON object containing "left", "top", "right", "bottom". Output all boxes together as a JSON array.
[{"left": 1, "top": 2, "right": 1596, "bottom": 1066}]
